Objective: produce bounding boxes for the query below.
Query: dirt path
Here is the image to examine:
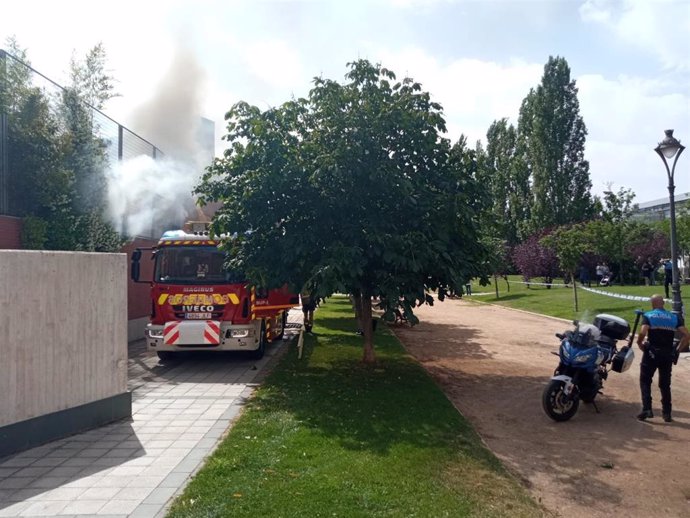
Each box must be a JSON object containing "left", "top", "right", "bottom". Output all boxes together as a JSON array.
[{"left": 392, "top": 299, "right": 690, "bottom": 518}]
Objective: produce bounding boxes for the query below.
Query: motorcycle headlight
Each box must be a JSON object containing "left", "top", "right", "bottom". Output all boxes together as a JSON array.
[
  {"left": 560, "top": 343, "right": 571, "bottom": 359},
  {"left": 575, "top": 354, "right": 592, "bottom": 363}
]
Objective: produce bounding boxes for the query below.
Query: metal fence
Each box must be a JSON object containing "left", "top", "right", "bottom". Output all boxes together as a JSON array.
[{"left": 0, "top": 49, "right": 162, "bottom": 223}]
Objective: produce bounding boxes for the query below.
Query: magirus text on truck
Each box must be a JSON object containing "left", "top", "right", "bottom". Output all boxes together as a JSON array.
[{"left": 131, "top": 221, "right": 299, "bottom": 361}]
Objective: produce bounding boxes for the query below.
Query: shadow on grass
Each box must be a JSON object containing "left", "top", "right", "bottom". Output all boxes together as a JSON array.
[
  {"left": 481, "top": 293, "right": 528, "bottom": 302},
  {"left": 248, "top": 308, "right": 496, "bottom": 463}
]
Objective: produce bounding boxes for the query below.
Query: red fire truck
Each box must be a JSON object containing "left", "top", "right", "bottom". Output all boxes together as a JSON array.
[{"left": 131, "top": 222, "right": 298, "bottom": 361}]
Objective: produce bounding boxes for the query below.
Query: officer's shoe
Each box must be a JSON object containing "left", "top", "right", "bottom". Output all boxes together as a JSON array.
[
  {"left": 663, "top": 413, "right": 673, "bottom": 423},
  {"left": 637, "top": 409, "right": 654, "bottom": 421}
]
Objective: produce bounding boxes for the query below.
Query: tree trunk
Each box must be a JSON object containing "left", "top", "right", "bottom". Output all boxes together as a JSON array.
[
  {"left": 360, "top": 293, "right": 376, "bottom": 364},
  {"left": 494, "top": 273, "right": 499, "bottom": 298},
  {"left": 353, "top": 292, "right": 363, "bottom": 332},
  {"left": 505, "top": 275, "right": 510, "bottom": 292},
  {"left": 572, "top": 270, "right": 579, "bottom": 312}
]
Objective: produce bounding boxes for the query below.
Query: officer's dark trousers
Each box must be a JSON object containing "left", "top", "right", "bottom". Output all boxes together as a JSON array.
[{"left": 640, "top": 349, "right": 673, "bottom": 415}]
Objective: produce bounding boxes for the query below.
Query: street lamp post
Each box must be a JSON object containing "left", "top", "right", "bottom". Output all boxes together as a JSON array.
[{"left": 654, "top": 129, "right": 685, "bottom": 316}]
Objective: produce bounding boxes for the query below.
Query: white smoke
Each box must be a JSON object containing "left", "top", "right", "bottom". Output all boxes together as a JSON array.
[
  {"left": 106, "top": 42, "right": 216, "bottom": 238},
  {"left": 107, "top": 155, "right": 200, "bottom": 237}
]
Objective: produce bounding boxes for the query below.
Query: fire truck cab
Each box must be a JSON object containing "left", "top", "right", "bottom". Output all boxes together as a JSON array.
[{"left": 131, "top": 223, "right": 298, "bottom": 361}]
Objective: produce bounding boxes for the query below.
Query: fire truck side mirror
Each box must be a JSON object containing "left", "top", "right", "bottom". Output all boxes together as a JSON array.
[{"left": 131, "top": 249, "right": 142, "bottom": 282}]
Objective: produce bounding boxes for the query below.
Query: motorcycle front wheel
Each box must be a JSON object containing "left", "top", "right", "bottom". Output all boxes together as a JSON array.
[{"left": 542, "top": 379, "right": 579, "bottom": 422}]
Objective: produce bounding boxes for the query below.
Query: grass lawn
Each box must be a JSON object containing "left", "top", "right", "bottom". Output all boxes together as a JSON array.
[
  {"left": 166, "top": 295, "right": 542, "bottom": 517},
  {"left": 468, "top": 275, "right": 675, "bottom": 324}
]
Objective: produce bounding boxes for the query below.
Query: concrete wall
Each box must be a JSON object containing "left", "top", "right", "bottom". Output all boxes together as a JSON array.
[
  {"left": 0, "top": 220, "right": 156, "bottom": 342},
  {"left": 0, "top": 250, "right": 129, "bottom": 431}
]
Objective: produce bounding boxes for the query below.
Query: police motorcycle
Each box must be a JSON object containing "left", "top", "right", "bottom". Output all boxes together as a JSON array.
[{"left": 542, "top": 311, "right": 641, "bottom": 422}]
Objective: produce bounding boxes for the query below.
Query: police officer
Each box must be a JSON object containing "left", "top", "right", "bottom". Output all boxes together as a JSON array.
[{"left": 636, "top": 295, "right": 689, "bottom": 422}]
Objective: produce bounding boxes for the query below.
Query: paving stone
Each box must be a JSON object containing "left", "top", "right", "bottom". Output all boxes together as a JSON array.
[
  {"left": 79, "top": 487, "right": 122, "bottom": 500},
  {"left": 125, "top": 476, "right": 165, "bottom": 489},
  {"left": 19, "top": 499, "right": 70, "bottom": 516},
  {"left": 46, "top": 466, "right": 84, "bottom": 478},
  {"left": 12, "top": 465, "right": 52, "bottom": 478},
  {"left": 43, "top": 487, "right": 88, "bottom": 501},
  {"left": 97, "top": 499, "right": 140, "bottom": 515},
  {"left": 0, "top": 501, "right": 31, "bottom": 517},
  {"left": 128, "top": 503, "right": 162, "bottom": 518},
  {"left": 28, "top": 458, "right": 66, "bottom": 468},
  {"left": 113, "top": 487, "right": 153, "bottom": 501},
  {"left": 61, "top": 499, "right": 108, "bottom": 515},
  {"left": 109, "top": 466, "right": 146, "bottom": 477},
  {"left": 0, "top": 468, "right": 19, "bottom": 478},
  {"left": 0, "top": 457, "right": 35, "bottom": 469},
  {"left": 88, "top": 476, "right": 132, "bottom": 489},
  {"left": 158, "top": 472, "right": 190, "bottom": 488},
  {"left": 142, "top": 486, "right": 178, "bottom": 505},
  {"left": 27, "top": 476, "right": 68, "bottom": 489},
  {"left": 0, "top": 478, "right": 35, "bottom": 490}
]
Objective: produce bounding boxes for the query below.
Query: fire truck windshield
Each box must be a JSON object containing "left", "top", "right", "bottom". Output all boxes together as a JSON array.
[{"left": 154, "top": 246, "right": 245, "bottom": 285}]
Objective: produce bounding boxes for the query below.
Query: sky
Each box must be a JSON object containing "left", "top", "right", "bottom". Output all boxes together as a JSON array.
[{"left": 2, "top": 0, "right": 690, "bottom": 204}]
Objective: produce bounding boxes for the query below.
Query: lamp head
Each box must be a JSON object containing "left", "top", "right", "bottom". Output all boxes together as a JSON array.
[{"left": 656, "top": 129, "right": 683, "bottom": 159}]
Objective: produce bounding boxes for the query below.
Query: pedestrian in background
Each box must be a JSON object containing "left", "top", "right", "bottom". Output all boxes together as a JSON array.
[
  {"left": 636, "top": 295, "right": 689, "bottom": 422},
  {"left": 662, "top": 259, "right": 673, "bottom": 299},
  {"left": 578, "top": 265, "right": 591, "bottom": 287},
  {"left": 641, "top": 259, "right": 653, "bottom": 286}
]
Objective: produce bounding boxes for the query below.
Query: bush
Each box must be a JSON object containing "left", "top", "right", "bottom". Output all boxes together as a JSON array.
[{"left": 20, "top": 215, "right": 48, "bottom": 249}]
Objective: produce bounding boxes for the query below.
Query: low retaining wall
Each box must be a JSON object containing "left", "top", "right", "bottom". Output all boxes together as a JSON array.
[{"left": 0, "top": 250, "right": 131, "bottom": 457}]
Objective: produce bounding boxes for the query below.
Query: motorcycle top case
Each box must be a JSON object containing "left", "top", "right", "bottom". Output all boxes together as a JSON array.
[
  {"left": 611, "top": 345, "right": 635, "bottom": 373},
  {"left": 593, "top": 313, "right": 630, "bottom": 340}
]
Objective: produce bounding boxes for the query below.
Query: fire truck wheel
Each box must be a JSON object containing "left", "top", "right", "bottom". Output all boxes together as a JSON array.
[
  {"left": 251, "top": 321, "right": 267, "bottom": 359},
  {"left": 157, "top": 351, "right": 175, "bottom": 362}
]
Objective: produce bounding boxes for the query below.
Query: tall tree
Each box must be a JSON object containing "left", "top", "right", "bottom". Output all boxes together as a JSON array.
[
  {"left": 197, "top": 60, "right": 485, "bottom": 363},
  {"left": 519, "top": 56, "right": 593, "bottom": 232},
  {"left": 58, "top": 44, "right": 121, "bottom": 251},
  {"left": 2, "top": 40, "right": 121, "bottom": 251},
  {"left": 69, "top": 42, "right": 118, "bottom": 110},
  {"left": 482, "top": 118, "right": 530, "bottom": 245}
]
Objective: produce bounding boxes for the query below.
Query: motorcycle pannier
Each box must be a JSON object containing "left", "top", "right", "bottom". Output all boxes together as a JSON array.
[
  {"left": 593, "top": 314, "right": 630, "bottom": 340},
  {"left": 611, "top": 345, "right": 635, "bottom": 373}
]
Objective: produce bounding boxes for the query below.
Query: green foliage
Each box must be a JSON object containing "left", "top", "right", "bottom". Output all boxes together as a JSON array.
[
  {"left": 167, "top": 297, "right": 541, "bottom": 518},
  {"left": 20, "top": 215, "right": 47, "bottom": 249},
  {"left": 68, "top": 42, "right": 118, "bottom": 110},
  {"left": 481, "top": 118, "right": 530, "bottom": 245},
  {"left": 518, "top": 56, "right": 594, "bottom": 232},
  {"left": 541, "top": 223, "right": 594, "bottom": 275},
  {"left": 0, "top": 36, "right": 32, "bottom": 113},
  {"left": 197, "top": 59, "right": 486, "bottom": 360},
  {"left": 600, "top": 186, "right": 637, "bottom": 222},
  {"left": 2, "top": 40, "right": 121, "bottom": 252}
]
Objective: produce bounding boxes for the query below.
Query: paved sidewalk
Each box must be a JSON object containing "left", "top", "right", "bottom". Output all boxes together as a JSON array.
[{"left": 0, "top": 316, "right": 301, "bottom": 518}]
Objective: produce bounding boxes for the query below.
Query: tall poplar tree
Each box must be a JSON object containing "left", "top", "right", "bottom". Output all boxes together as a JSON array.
[
  {"left": 518, "top": 56, "right": 593, "bottom": 232},
  {"left": 483, "top": 118, "right": 530, "bottom": 245}
]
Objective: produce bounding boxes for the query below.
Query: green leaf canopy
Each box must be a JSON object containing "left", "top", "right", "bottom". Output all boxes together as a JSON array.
[{"left": 196, "top": 60, "right": 485, "bottom": 360}]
